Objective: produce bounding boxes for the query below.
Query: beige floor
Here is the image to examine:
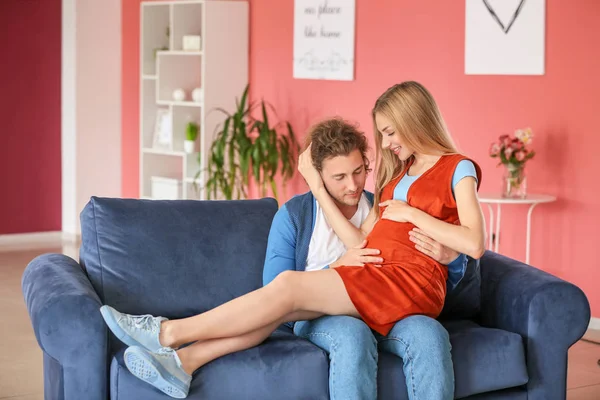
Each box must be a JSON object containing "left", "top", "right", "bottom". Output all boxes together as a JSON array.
[{"left": 1, "top": 239, "right": 599, "bottom": 400}]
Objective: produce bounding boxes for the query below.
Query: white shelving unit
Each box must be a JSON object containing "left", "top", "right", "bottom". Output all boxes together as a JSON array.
[{"left": 139, "top": 0, "right": 248, "bottom": 200}]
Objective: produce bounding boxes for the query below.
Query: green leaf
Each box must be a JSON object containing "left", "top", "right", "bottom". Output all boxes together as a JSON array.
[
  {"left": 239, "top": 83, "right": 249, "bottom": 115},
  {"left": 261, "top": 101, "right": 269, "bottom": 129},
  {"left": 270, "top": 180, "right": 278, "bottom": 201}
]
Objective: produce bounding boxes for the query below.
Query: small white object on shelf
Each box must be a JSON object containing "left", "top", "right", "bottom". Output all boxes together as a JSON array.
[
  {"left": 172, "top": 89, "right": 186, "bottom": 102},
  {"left": 183, "top": 35, "right": 202, "bottom": 51},
  {"left": 192, "top": 88, "right": 203, "bottom": 103},
  {"left": 151, "top": 176, "right": 182, "bottom": 200},
  {"left": 184, "top": 140, "right": 195, "bottom": 154},
  {"left": 479, "top": 193, "right": 557, "bottom": 264}
]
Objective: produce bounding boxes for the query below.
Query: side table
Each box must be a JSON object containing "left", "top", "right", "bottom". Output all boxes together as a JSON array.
[{"left": 478, "top": 194, "right": 557, "bottom": 264}]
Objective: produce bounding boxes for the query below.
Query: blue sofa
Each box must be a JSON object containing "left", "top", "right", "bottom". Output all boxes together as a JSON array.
[{"left": 22, "top": 197, "right": 590, "bottom": 399}]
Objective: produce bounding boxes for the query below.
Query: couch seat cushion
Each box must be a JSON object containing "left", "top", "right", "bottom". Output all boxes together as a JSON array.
[
  {"left": 378, "top": 320, "right": 528, "bottom": 399},
  {"left": 110, "top": 329, "right": 329, "bottom": 400},
  {"left": 443, "top": 320, "right": 529, "bottom": 398}
]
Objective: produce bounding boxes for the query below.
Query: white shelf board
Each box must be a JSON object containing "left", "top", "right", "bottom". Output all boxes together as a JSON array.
[
  {"left": 157, "top": 50, "right": 203, "bottom": 56},
  {"left": 142, "top": 147, "right": 187, "bottom": 157},
  {"left": 143, "top": 1, "right": 204, "bottom": 6},
  {"left": 156, "top": 100, "right": 203, "bottom": 107},
  {"left": 184, "top": 176, "right": 203, "bottom": 183}
]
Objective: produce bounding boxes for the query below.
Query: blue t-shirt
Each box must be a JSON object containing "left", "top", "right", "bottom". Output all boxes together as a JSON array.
[{"left": 393, "top": 160, "right": 477, "bottom": 201}]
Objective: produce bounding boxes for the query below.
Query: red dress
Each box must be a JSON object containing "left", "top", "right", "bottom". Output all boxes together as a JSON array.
[{"left": 334, "top": 154, "right": 482, "bottom": 335}]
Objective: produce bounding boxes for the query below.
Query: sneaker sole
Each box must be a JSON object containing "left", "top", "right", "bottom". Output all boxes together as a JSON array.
[
  {"left": 124, "top": 347, "right": 188, "bottom": 399},
  {"left": 100, "top": 306, "right": 148, "bottom": 350}
]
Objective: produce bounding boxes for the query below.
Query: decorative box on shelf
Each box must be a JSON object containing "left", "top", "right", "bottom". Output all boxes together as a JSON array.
[
  {"left": 151, "top": 176, "right": 183, "bottom": 200},
  {"left": 183, "top": 35, "right": 201, "bottom": 51}
]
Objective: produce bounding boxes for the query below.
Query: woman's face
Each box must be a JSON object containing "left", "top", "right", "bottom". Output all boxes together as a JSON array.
[{"left": 375, "top": 113, "right": 413, "bottom": 161}]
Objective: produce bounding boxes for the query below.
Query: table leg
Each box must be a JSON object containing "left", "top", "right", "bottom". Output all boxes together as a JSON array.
[
  {"left": 526, "top": 203, "right": 539, "bottom": 265},
  {"left": 494, "top": 203, "right": 502, "bottom": 253},
  {"left": 485, "top": 203, "right": 494, "bottom": 250}
]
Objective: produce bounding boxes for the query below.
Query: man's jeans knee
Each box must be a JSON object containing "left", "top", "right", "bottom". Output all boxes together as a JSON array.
[
  {"left": 376, "top": 315, "right": 454, "bottom": 400},
  {"left": 294, "top": 316, "right": 378, "bottom": 400}
]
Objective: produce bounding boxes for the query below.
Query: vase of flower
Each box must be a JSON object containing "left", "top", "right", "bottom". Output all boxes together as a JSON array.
[
  {"left": 490, "top": 128, "right": 535, "bottom": 199},
  {"left": 503, "top": 163, "right": 527, "bottom": 198}
]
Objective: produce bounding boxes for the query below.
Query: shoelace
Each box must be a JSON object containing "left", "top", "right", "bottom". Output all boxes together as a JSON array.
[
  {"left": 125, "top": 314, "right": 158, "bottom": 332},
  {"left": 155, "top": 348, "right": 188, "bottom": 374}
]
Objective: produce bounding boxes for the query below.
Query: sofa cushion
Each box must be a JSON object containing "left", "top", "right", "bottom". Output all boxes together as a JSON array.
[
  {"left": 79, "top": 197, "right": 278, "bottom": 319},
  {"left": 443, "top": 320, "right": 528, "bottom": 399},
  {"left": 110, "top": 328, "right": 329, "bottom": 400},
  {"left": 378, "top": 320, "right": 527, "bottom": 399}
]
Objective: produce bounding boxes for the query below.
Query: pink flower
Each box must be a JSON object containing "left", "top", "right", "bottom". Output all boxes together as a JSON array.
[
  {"left": 504, "top": 148, "right": 513, "bottom": 159},
  {"left": 499, "top": 135, "right": 511, "bottom": 148},
  {"left": 489, "top": 143, "right": 500, "bottom": 157},
  {"left": 515, "top": 151, "right": 526, "bottom": 161}
]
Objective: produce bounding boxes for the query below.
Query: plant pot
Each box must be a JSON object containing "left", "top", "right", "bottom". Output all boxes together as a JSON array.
[
  {"left": 502, "top": 164, "right": 527, "bottom": 198},
  {"left": 184, "top": 140, "right": 195, "bottom": 154}
]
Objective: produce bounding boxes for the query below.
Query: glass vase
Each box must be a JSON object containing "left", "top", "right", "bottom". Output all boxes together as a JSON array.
[{"left": 502, "top": 164, "right": 527, "bottom": 198}]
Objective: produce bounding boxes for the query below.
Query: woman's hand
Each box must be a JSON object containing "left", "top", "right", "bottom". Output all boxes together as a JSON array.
[
  {"left": 379, "top": 200, "right": 415, "bottom": 223},
  {"left": 298, "top": 143, "right": 324, "bottom": 192},
  {"left": 409, "top": 228, "right": 460, "bottom": 265}
]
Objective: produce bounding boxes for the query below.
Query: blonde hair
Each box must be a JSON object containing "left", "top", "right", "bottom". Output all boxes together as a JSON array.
[{"left": 372, "top": 81, "right": 458, "bottom": 213}]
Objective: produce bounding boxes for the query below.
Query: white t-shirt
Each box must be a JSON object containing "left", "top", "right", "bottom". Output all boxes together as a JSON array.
[{"left": 305, "top": 193, "right": 371, "bottom": 271}]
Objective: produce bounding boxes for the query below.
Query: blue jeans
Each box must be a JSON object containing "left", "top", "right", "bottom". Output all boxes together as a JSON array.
[{"left": 293, "top": 315, "right": 454, "bottom": 400}]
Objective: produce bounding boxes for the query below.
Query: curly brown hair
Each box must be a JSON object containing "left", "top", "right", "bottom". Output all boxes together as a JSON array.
[{"left": 304, "top": 117, "right": 371, "bottom": 173}]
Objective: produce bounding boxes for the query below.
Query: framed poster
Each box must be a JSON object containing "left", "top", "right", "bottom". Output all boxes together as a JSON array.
[
  {"left": 465, "top": 0, "right": 545, "bottom": 75},
  {"left": 293, "top": 0, "right": 355, "bottom": 81}
]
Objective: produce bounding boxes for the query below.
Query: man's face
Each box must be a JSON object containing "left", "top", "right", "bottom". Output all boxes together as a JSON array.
[{"left": 320, "top": 149, "right": 367, "bottom": 207}]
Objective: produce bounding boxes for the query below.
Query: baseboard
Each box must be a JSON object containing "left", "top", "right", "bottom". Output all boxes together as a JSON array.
[
  {"left": 0, "top": 231, "right": 79, "bottom": 252},
  {"left": 589, "top": 317, "right": 600, "bottom": 331}
]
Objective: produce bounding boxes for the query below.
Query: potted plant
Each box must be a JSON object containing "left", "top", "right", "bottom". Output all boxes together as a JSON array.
[
  {"left": 184, "top": 122, "right": 199, "bottom": 154},
  {"left": 196, "top": 84, "right": 299, "bottom": 201}
]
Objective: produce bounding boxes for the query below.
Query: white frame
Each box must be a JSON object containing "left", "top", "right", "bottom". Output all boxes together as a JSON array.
[{"left": 152, "top": 108, "right": 173, "bottom": 150}]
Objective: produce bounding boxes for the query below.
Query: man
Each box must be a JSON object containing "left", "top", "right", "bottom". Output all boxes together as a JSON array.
[{"left": 263, "top": 118, "right": 465, "bottom": 399}]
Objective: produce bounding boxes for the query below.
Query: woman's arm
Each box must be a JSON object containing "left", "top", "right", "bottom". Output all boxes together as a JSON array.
[
  {"left": 381, "top": 176, "right": 486, "bottom": 259},
  {"left": 411, "top": 177, "right": 485, "bottom": 258},
  {"left": 313, "top": 188, "right": 378, "bottom": 248},
  {"left": 298, "top": 145, "right": 377, "bottom": 248}
]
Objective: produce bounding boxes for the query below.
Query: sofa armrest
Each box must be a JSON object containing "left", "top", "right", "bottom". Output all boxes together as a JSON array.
[
  {"left": 479, "top": 251, "right": 590, "bottom": 400},
  {"left": 22, "top": 253, "right": 108, "bottom": 399}
]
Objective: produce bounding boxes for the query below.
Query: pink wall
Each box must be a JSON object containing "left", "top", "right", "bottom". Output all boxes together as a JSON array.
[
  {"left": 0, "top": 0, "right": 62, "bottom": 234},
  {"left": 122, "top": 1, "right": 600, "bottom": 316},
  {"left": 122, "top": 0, "right": 142, "bottom": 198}
]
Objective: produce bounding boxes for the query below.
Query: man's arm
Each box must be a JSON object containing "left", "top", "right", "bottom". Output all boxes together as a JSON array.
[{"left": 263, "top": 205, "right": 297, "bottom": 286}]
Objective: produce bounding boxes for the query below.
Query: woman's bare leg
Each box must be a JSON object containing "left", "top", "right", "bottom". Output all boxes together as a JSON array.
[
  {"left": 160, "top": 270, "right": 358, "bottom": 348},
  {"left": 177, "top": 311, "right": 324, "bottom": 375}
]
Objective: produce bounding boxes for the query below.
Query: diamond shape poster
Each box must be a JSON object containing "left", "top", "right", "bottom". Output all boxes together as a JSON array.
[
  {"left": 293, "top": 0, "right": 355, "bottom": 81},
  {"left": 465, "top": 0, "right": 545, "bottom": 75}
]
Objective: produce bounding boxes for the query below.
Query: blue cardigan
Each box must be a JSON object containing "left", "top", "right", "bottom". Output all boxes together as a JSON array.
[{"left": 262, "top": 191, "right": 467, "bottom": 290}]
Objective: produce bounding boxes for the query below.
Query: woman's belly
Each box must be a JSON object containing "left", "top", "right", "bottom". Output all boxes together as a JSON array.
[{"left": 365, "top": 219, "right": 445, "bottom": 280}]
